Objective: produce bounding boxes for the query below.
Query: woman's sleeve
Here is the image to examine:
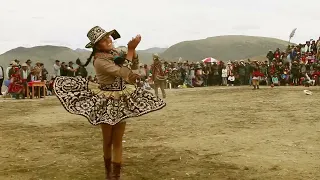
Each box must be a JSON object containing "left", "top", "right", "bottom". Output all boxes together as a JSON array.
[
  {"left": 131, "top": 54, "right": 139, "bottom": 70},
  {"left": 95, "top": 58, "right": 133, "bottom": 81},
  {"left": 117, "top": 47, "right": 139, "bottom": 70}
]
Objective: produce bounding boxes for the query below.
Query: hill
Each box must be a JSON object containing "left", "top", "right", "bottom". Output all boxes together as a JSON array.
[
  {"left": 0, "top": 46, "right": 166, "bottom": 76},
  {"left": 161, "top": 35, "right": 290, "bottom": 61}
]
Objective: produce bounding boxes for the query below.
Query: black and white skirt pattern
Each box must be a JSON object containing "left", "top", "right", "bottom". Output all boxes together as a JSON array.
[{"left": 53, "top": 76, "right": 166, "bottom": 125}]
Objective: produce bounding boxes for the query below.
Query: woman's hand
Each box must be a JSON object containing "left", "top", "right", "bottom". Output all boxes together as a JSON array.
[{"left": 127, "top": 35, "right": 141, "bottom": 50}]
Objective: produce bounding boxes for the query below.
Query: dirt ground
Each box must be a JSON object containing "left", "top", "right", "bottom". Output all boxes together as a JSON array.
[{"left": 1, "top": 86, "right": 320, "bottom": 180}]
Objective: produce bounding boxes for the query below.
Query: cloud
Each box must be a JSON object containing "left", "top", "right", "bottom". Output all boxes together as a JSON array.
[{"left": 0, "top": 0, "right": 319, "bottom": 54}]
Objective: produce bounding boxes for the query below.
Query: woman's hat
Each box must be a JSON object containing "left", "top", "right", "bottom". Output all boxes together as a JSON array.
[
  {"left": 152, "top": 53, "right": 159, "bottom": 59},
  {"left": 85, "top": 26, "right": 120, "bottom": 48},
  {"left": 303, "top": 90, "right": 312, "bottom": 95},
  {"left": 10, "top": 61, "right": 17, "bottom": 66},
  {"left": 22, "top": 63, "right": 28, "bottom": 67}
]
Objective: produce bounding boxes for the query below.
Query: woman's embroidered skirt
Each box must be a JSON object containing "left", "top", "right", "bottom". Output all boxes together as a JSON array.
[{"left": 53, "top": 76, "right": 166, "bottom": 125}]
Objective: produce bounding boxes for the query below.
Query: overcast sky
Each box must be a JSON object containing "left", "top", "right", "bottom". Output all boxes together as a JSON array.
[{"left": 0, "top": 0, "right": 319, "bottom": 54}]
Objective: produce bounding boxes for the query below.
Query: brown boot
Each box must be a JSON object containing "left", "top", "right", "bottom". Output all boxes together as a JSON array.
[
  {"left": 112, "top": 162, "right": 121, "bottom": 180},
  {"left": 104, "top": 157, "right": 112, "bottom": 180}
]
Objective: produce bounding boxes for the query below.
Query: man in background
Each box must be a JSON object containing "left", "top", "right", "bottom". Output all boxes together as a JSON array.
[
  {"left": 75, "top": 58, "right": 88, "bottom": 78},
  {"left": 26, "top": 59, "right": 32, "bottom": 71},
  {"left": 151, "top": 53, "right": 166, "bottom": 98},
  {"left": 40, "top": 63, "right": 48, "bottom": 81},
  {"left": 0, "top": 64, "right": 4, "bottom": 95},
  {"left": 53, "top": 60, "right": 61, "bottom": 77},
  {"left": 67, "top": 61, "right": 76, "bottom": 77}
]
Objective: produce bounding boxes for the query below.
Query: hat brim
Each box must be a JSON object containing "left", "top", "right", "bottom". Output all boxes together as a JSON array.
[{"left": 85, "top": 29, "right": 120, "bottom": 48}]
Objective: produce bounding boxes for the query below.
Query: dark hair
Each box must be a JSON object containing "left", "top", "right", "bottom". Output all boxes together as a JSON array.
[
  {"left": 76, "top": 58, "right": 81, "bottom": 65},
  {"left": 84, "top": 48, "right": 96, "bottom": 67}
]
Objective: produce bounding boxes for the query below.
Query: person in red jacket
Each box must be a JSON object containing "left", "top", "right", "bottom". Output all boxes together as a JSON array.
[{"left": 252, "top": 67, "right": 264, "bottom": 90}]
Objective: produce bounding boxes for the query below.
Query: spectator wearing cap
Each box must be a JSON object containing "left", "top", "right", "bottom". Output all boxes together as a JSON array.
[
  {"left": 6, "top": 61, "right": 18, "bottom": 79},
  {"left": 20, "top": 63, "right": 29, "bottom": 82},
  {"left": 67, "top": 61, "right": 76, "bottom": 77},
  {"left": 14, "top": 59, "right": 21, "bottom": 69},
  {"left": 53, "top": 60, "right": 61, "bottom": 77}
]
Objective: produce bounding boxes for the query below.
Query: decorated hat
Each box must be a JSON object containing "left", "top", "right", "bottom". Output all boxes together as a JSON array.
[
  {"left": 85, "top": 26, "right": 120, "bottom": 48},
  {"left": 152, "top": 53, "right": 160, "bottom": 60}
]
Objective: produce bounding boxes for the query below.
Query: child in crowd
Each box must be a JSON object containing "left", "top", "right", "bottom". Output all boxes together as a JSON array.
[
  {"left": 252, "top": 68, "right": 264, "bottom": 90},
  {"left": 227, "top": 72, "right": 235, "bottom": 86},
  {"left": 272, "top": 75, "right": 279, "bottom": 86}
]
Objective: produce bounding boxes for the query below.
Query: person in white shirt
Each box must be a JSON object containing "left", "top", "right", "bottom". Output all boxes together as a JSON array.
[
  {"left": 0, "top": 65, "right": 4, "bottom": 95},
  {"left": 20, "top": 63, "right": 29, "bottom": 81},
  {"left": 304, "top": 41, "right": 312, "bottom": 53},
  {"left": 53, "top": 60, "right": 61, "bottom": 77},
  {"left": 221, "top": 65, "right": 228, "bottom": 86}
]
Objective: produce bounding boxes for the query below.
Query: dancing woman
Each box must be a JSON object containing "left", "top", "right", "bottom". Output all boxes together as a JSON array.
[{"left": 53, "top": 26, "right": 166, "bottom": 179}]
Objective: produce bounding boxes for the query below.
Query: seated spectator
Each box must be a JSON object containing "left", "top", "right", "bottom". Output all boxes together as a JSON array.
[
  {"left": 8, "top": 67, "right": 25, "bottom": 99},
  {"left": 272, "top": 75, "right": 279, "bottom": 86}
]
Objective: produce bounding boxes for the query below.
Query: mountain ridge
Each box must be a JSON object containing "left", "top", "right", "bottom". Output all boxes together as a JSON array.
[{"left": 0, "top": 35, "right": 291, "bottom": 75}]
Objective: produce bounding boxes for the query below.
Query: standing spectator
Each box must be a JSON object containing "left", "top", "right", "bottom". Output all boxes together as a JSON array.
[
  {"left": 311, "top": 40, "right": 317, "bottom": 54},
  {"left": 75, "top": 58, "right": 88, "bottom": 78},
  {"left": 316, "top": 37, "right": 320, "bottom": 60},
  {"left": 20, "top": 63, "right": 29, "bottom": 82},
  {"left": 6, "top": 61, "right": 15, "bottom": 80},
  {"left": 151, "top": 53, "right": 166, "bottom": 98},
  {"left": 274, "top": 48, "right": 281, "bottom": 60},
  {"left": 238, "top": 60, "right": 246, "bottom": 85},
  {"left": 0, "top": 64, "right": 3, "bottom": 95},
  {"left": 20, "top": 63, "right": 29, "bottom": 97},
  {"left": 26, "top": 59, "right": 32, "bottom": 71},
  {"left": 221, "top": 65, "right": 228, "bottom": 86},
  {"left": 266, "top": 50, "right": 274, "bottom": 64},
  {"left": 67, "top": 61, "right": 76, "bottom": 77},
  {"left": 211, "top": 62, "right": 219, "bottom": 85},
  {"left": 60, "top": 62, "right": 68, "bottom": 76},
  {"left": 304, "top": 41, "right": 312, "bottom": 53},
  {"left": 40, "top": 63, "right": 48, "bottom": 81},
  {"left": 53, "top": 60, "right": 61, "bottom": 77}
]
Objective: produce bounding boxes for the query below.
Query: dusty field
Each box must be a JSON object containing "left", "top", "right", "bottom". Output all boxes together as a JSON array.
[{"left": 1, "top": 86, "right": 320, "bottom": 180}]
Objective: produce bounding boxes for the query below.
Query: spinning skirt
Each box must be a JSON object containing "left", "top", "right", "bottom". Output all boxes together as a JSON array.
[{"left": 53, "top": 76, "right": 166, "bottom": 125}]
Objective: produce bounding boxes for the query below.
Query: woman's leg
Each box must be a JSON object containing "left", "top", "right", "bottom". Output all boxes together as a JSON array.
[
  {"left": 160, "top": 80, "right": 166, "bottom": 98},
  {"left": 256, "top": 79, "right": 260, "bottom": 89},
  {"left": 252, "top": 79, "right": 257, "bottom": 89},
  {"left": 101, "top": 124, "right": 113, "bottom": 179},
  {"left": 111, "top": 122, "right": 126, "bottom": 179},
  {"left": 154, "top": 80, "right": 160, "bottom": 97}
]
